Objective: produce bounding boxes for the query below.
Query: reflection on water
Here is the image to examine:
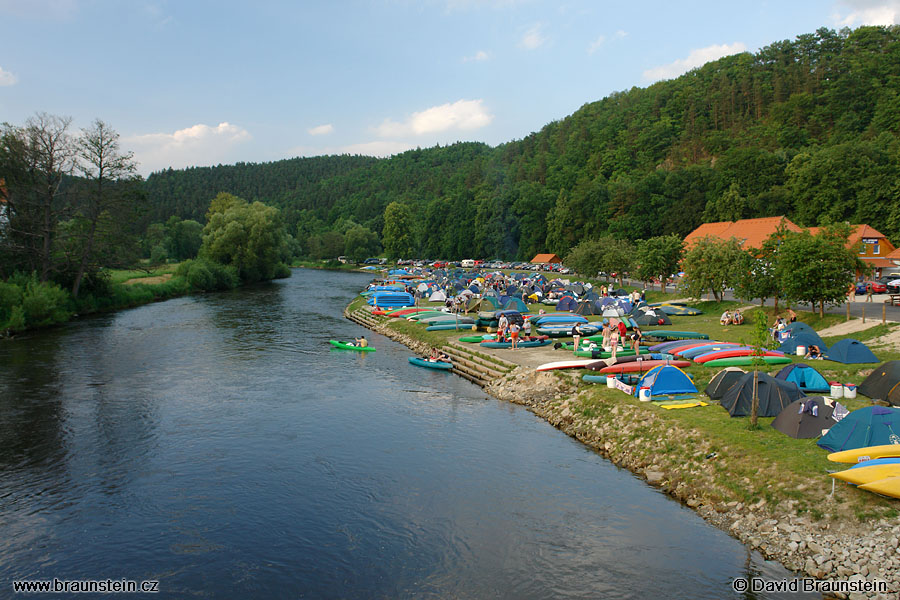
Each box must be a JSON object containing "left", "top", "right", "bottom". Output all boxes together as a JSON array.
[{"left": 0, "top": 269, "right": 815, "bottom": 598}]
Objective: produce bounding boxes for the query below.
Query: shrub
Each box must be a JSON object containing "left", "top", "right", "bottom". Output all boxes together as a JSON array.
[
  {"left": 0, "top": 281, "right": 24, "bottom": 324},
  {"left": 21, "top": 276, "right": 72, "bottom": 328},
  {"left": 150, "top": 244, "right": 169, "bottom": 265}
]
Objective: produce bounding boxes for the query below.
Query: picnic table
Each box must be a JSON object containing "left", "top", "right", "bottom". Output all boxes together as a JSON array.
[{"left": 887, "top": 294, "right": 900, "bottom": 307}]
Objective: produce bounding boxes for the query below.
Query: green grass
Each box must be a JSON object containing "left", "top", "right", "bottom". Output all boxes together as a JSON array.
[{"left": 107, "top": 264, "right": 178, "bottom": 284}]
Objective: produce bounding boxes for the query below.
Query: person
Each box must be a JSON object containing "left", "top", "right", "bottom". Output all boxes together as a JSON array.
[
  {"left": 629, "top": 326, "right": 642, "bottom": 353},
  {"left": 522, "top": 318, "right": 532, "bottom": 340},
  {"left": 848, "top": 282, "right": 857, "bottom": 302},
  {"left": 786, "top": 309, "right": 797, "bottom": 323},
  {"left": 429, "top": 348, "right": 450, "bottom": 362},
  {"left": 354, "top": 335, "right": 368, "bottom": 348},
  {"left": 640, "top": 289, "right": 646, "bottom": 302},
  {"left": 601, "top": 319, "right": 611, "bottom": 350},
  {"left": 732, "top": 310, "right": 744, "bottom": 325},
  {"left": 497, "top": 313, "right": 509, "bottom": 338},
  {"left": 720, "top": 310, "right": 732, "bottom": 326},
  {"left": 571, "top": 323, "right": 583, "bottom": 356},
  {"left": 866, "top": 282, "right": 874, "bottom": 302},
  {"left": 509, "top": 322, "right": 520, "bottom": 349},
  {"left": 610, "top": 319, "right": 626, "bottom": 359},
  {"left": 805, "top": 344, "right": 822, "bottom": 360}
]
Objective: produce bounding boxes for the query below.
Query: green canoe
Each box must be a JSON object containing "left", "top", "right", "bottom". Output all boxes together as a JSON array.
[{"left": 329, "top": 340, "right": 376, "bottom": 352}]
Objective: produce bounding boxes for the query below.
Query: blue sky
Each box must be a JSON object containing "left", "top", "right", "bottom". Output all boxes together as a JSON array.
[{"left": 2, "top": 0, "right": 898, "bottom": 176}]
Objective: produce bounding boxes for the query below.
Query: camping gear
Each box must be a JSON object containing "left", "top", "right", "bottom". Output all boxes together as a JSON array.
[
  {"left": 859, "top": 361, "right": 900, "bottom": 405},
  {"left": 774, "top": 363, "right": 830, "bottom": 393},
  {"left": 632, "top": 365, "right": 698, "bottom": 398},
  {"left": 408, "top": 357, "right": 453, "bottom": 370},
  {"left": 679, "top": 344, "right": 742, "bottom": 359},
  {"left": 828, "top": 443, "right": 900, "bottom": 464},
  {"left": 654, "top": 304, "right": 703, "bottom": 316},
  {"left": 796, "top": 346, "right": 806, "bottom": 357},
  {"left": 704, "top": 368, "right": 746, "bottom": 400},
  {"left": 831, "top": 458, "right": 900, "bottom": 486},
  {"left": 596, "top": 359, "right": 691, "bottom": 374},
  {"left": 825, "top": 338, "right": 879, "bottom": 364},
  {"left": 607, "top": 375, "right": 616, "bottom": 388},
  {"left": 426, "top": 323, "right": 476, "bottom": 331},
  {"left": 778, "top": 333, "right": 827, "bottom": 355},
  {"left": 693, "top": 348, "right": 785, "bottom": 364},
  {"left": 641, "top": 331, "right": 709, "bottom": 340},
  {"left": 329, "top": 340, "right": 376, "bottom": 352},
  {"left": 648, "top": 339, "right": 708, "bottom": 353},
  {"left": 719, "top": 373, "right": 805, "bottom": 418},
  {"left": 770, "top": 397, "right": 836, "bottom": 439},
  {"left": 818, "top": 406, "right": 900, "bottom": 453},
  {"left": 479, "top": 339, "right": 552, "bottom": 349},
  {"left": 702, "top": 356, "right": 792, "bottom": 367},
  {"left": 639, "top": 387, "right": 651, "bottom": 401},
  {"left": 830, "top": 382, "right": 844, "bottom": 398},
  {"left": 555, "top": 296, "right": 578, "bottom": 312},
  {"left": 459, "top": 335, "right": 492, "bottom": 343},
  {"left": 857, "top": 476, "right": 900, "bottom": 499},
  {"left": 844, "top": 384, "right": 857, "bottom": 399}
]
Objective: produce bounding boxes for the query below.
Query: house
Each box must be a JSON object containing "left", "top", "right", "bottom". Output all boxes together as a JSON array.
[
  {"left": 684, "top": 217, "right": 897, "bottom": 279},
  {"left": 530, "top": 253, "right": 562, "bottom": 264}
]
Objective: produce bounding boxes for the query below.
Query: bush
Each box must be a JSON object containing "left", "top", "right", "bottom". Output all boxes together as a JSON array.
[
  {"left": 176, "top": 259, "right": 238, "bottom": 292},
  {"left": 273, "top": 263, "right": 292, "bottom": 279},
  {"left": 150, "top": 244, "right": 169, "bottom": 265},
  {"left": 20, "top": 276, "right": 71, "bottom": 328},
  {"left": 0, "top": 281, "right": 24, "bottom": 324}
]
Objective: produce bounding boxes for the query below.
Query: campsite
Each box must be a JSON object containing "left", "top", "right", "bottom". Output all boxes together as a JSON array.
[{"left": 345, "top": 264, "right": 900, "bottom": 584}]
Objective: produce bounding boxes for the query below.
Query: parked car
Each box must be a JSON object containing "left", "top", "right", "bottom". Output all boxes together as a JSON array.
[
  {"left": 886, "top": 279, "right": 900, "bottom": 294},
  {"left": 860, "top": 280, "right": 887, "bottom": 294}
]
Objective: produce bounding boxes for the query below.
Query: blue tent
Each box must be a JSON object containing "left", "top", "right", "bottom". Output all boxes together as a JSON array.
[
  {"left": 818, "top": 406, "right": 900, "bottom": 452},
  {"left": 774, "top": 363, "right": 830, "bottom": 393},
  {"left": 503, "top": 297, "right": 529, "bottom": 313},
  {"left": 556, "top": 296, "right": 578, "bottom": 312},
  {"left": 826, "top": 338, "right": 879, "bottom": 364},
  {"left": 634, "top": 365, "right": 698, "bottom": 397},
  {"left": 778, "top": 332, "right": 827, "bottom": 354}
]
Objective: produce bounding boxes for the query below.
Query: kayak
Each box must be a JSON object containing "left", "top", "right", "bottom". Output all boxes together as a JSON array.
[
  {"left": 459, "top": 335, "right": 491, "bottom": 343},
  {"left": 666, "top": 342, "right": 726, "bottom": 356},
  {"left": 693, "top": 348, "right": 784, "bottom": 364},
  {"left": 831, "top": 458, "right": 900, "bottom": 485},
  {"left": 329, "top": 340, "right": 376, "bottom": 352},
  {"left": 642, "top": 331, "right": 709, "bottom": 340},
  {"left": 828, "top": 444, "right": 900, "bottom": 464},
  {"left": 480, "top": 339, "right": 552, "bottom": 349},
  {"left": 571, "top": 347, "right": 649, "bottom": 358},
  {"left": 701, "top": 356, "right": 793, "bottom": 367},
  {"left": 426, "top": 323, "right": 477, "bottom": 331},
  {"left": 535, "top": 359, "right": 596, "bottom": 371},
  {"left": 678, "top": 344, "right": 742, "bottom": 359},
  {"left": 858, "top": 476, "right": 900, "bottom": 499},
  {"left": 586, "top": 354, "right": 672, "bottom": 370},
  {"left": 649, "top": 339, "right": 710, "bottom": 353},
  {"left": 596, "top": 359, "right": 691, "bottom": 374},
  {"left": 408, "top": 357, "right": 453, "bottom": 370}
]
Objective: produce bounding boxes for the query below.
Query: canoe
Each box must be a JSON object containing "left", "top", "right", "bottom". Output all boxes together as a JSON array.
[
  {"left": 668, "top": 342, "right": 728, "bottom": 356},
  {"left": 418, "top": 315, "right": 475, "bottom": 325},
  {"left": 535, "top": 359, "right": 596, "bottom": 371},
  {"left": 329, "top": 340, "right": 376, "bottom": 352},
  {"left": 831, "top": 459, "right": 900, "bottom": 486},
  {"left": 571, "top": 348, "right": 650, "bottom": 359},
  {"left": 406, "top": 311, "right": 449, "bottom": 321},
  {"left": 701, "top": 356, "right": 793, "bottom": 367},
  {"left": 641, "top": 331, "right": 709, "bottom": 340},
  {"left": 858, "top": 476, "right": 900, "bottom": 499},
  {"left": 480, "top": 339, "right": 552, "bottom": 349},
  {"left": 459, "top": 335, "right": 491, "bottom": 343},
  {"left": 408, "top": 357, "right": 453, "bottom": 370},
  {"left": 583, "top": 374, "right": 610, "bottom": 384},
  {"left": 596, "top": 359, "right": 691, "bottom": 374},
  {"left": 694, "top": 349, "right": 785, "bottom": 364},
  {"left": 586, "top": 354, "right": 673, "bottom": 370},
  {"left": 828, "top": 444, "right": 900, "bottom": 464},
  {"left": 678, "top": 344, "right": 742, "bottom": 359}
]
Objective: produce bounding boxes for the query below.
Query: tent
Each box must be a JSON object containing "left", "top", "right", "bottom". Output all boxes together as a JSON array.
[
  {"left": 825, "top": 338, "right": 879, "bottom": 364},
  {"left": 859, "top": 361, "right": 900, "bottom": 406},
  {"left": 574, "top": 300, "right": 604, "bottom": 316},
  {"left": 771, "top": 397, "right": 837, "bottom": 439},
  {"left": 634, "top": 365, "right": 698, "bottom": 397},
  {"left": 704, "top": 368, "right": 746, "bottom": 400},
  {"left": 503, "top": 297, "right": 529, "bottom": 313},
  {"left": 783, "top": 322, "right": 816, "bottom": 338},
  {"left": 817, "top": 406, "right": 900, "bottom": 452},
  {"left": 719, "top": 373, "right": 806, "bottom": 417},
  {"left": 778, "top": 333, "right": 827, "bottom": 355},
  {"left": 602, "top": 306, "right": 626, "bottom": 318},
  {"left": 494, "top": 310, "right": 525, "bottom": 326},
  {"left": 556, "top": 296, "right": 577, "bottom": 312},
  {"left": 428, "top": 290, "right": 447, "bottom": 302},
  {"left": 774, "top": 363, "right": 830, "bottom": 393}
]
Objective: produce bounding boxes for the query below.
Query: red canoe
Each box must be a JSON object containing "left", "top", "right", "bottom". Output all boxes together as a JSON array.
[
  {"left": 693, "top": 349, "right": 784, "bottom": 364},
  {"left": 597, "top": 359, "right": 691, "bottom": 374}
]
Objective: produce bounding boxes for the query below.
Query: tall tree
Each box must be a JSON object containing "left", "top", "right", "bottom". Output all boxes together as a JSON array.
[
  {"left": 381, "top": 201, "right": 414, "bottom": 259},
  {"left": 634, "top": 235, "right": 684, "bottom": 292},
  {"left": 680, "top": 236, "right": 745, "bottom": 301},
  {"left": 71, "top": 119, "right": 139, "bottom": 298}
]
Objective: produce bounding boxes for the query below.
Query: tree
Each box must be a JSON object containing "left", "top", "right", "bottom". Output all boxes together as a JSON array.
[
  {"left": 200, "top": 198, "right": 289, "bottom": 283},
  {"left": 70, "top": 119, "right": 139, "bottom": 298},
  {"left": 164, "top": 216, "right": 203, "bottom": 260},
  {"left": 344, "top": 225, "right": 380, "bottom": 264},
  {"left": 634, "top": 235, "right": 683, "bottom": 292},
  {"left": 381, "top": 201, "right": 414, "bottom": 259},
  {"left": 745, "top": 309, "right": 775, "bottom": 428},
  {"left": 733, "top": 226, "right": 791, "bottom": 309},
  {"left": 775, "top": 224, "right": 865, "bottom": 316},
  {"left": 565, "top": 236, "right": 634, "bottom": 286},
  {"left": 680, "top": 236, "right": 745, "bottom": 301}
]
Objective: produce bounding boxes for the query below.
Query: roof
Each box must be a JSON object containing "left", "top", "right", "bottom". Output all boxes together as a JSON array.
[
  {"left": 531, "top": 253, "right": 561, "bottom": 263},
  {"left": 885, "top": 247, "right": 900, "bottom": 261},
  {"left": 862, "top": 258, "right": 898, "bottom": 268},
  {"left": 683, "top": 217, "right": 803, "bottom": 249}
]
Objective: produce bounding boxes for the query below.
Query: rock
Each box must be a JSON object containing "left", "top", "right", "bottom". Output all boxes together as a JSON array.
[
  {"left": 805, "top": 558, "right": 817, "bottom": 575},
  {"left": 808, "top": 540, "right": 824, "bottom": 555},
  {"left": 645, "top": 470, "right": 664, "bottom": 484},
  {"left": 789, "top": 532, "right": 803, "bottom": 543}
]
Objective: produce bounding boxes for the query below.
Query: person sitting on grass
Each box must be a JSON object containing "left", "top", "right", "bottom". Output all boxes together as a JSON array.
[
  {"left": 732, "top": 310, "right": 744, "bottom": 325},
  {"left": 805, "top": 344, "right": 822, "bottom": 360},
  {"left": 720, "top": 310, "right": 733, "bottom": 326}
]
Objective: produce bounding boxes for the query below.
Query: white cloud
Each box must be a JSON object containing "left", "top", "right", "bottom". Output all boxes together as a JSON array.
[
  {"left": 0, "top": 66, "right": 17, "bottom": 86},
  {"left": 125, "top": 122, "right": 251, "bottom": 175},
  {"left": 833, "top": 0, "right": 900, "bottom": 25},
  {"left": 587, "top": 30, "right": 626, "bottom": 54},
  {"left": 308, "top": 123, "right": 334, "bottom": 136},
  {"left": 375, "top": 99, "right": 493, "bottom": 137},
  {"left": 643, "top": 42, "right": 747, "bottom": 82},
  {"left": 519, "top": 23, "right": 546, "bottom": 50},
  {"left": 463, "top": 50, "right": 490, "bottom": 62}
]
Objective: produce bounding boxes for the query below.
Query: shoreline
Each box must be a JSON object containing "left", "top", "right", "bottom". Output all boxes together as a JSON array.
[{"left": 346, "top": 301, "right": 899, "bottom": 599}]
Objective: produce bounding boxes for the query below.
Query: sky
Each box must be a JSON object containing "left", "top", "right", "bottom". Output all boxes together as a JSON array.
[{"left": 1, "top": 0, "right": 899, "bottom": 177}]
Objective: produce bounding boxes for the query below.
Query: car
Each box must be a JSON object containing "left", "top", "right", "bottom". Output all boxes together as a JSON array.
[
  {"left": 861, "top": 280, "right": 887, "bottom": 294},
  {"left": 887, "top": 279, "right": 900, "bottom": 294},
  {"left": 363, "top": 258, "right": 380, "bottom": 264}
]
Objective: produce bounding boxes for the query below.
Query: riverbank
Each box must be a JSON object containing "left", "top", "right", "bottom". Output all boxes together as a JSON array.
[{"left": 346, "top": 295, "right": 900, "bottom": 599}]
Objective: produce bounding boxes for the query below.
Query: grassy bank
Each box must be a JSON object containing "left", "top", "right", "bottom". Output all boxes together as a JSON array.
[{"left": 352, "top": 285, "right": 900, "bottom": 526}]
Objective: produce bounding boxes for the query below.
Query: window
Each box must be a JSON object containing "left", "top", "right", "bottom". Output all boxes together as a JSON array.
[{"left": 874, "top": 243, "right": 880, "bottom": 255}]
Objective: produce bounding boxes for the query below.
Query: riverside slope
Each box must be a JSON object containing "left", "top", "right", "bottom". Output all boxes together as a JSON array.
[{"left": 346, "top": 303, "right": 899, "bottom": 599}]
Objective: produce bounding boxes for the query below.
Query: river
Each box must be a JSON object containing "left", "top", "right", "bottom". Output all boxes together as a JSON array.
[{"left": 0, "top": 269, "right": 814, "bottom": 598}]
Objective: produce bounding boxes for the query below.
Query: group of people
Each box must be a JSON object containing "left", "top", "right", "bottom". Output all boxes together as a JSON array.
[
  {"left": 719, "top": 310, "right": 744, "bottom": 326},
  {"left": 496, "top": 312, "right": 532, "bottom": 349},
  {"left": 571, "top": 318, "right": 641, "bottom": 358}
]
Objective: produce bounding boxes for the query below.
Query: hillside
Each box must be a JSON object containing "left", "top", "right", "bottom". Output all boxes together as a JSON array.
[{"left": 144, "top": 25, "right": 900, "bottom": 259}]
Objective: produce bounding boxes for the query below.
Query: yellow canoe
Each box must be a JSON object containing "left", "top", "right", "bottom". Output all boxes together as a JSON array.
[
  {"left": 859, "top": 476, "right": 900, "bottom": 499},
  {"left": 831, "top": 462, "right": 900, "bottom": 486},
  {"left": 827, "top": 444, "right": 900, "bottom": 464}
]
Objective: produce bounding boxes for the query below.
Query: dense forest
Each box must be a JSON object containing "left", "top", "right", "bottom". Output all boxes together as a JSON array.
[{"left": 144, "top": 25, "right": 900, "bottom": 260}]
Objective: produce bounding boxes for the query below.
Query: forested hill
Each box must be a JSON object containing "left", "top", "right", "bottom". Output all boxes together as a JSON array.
[{"left": 144, "top": 25, "right": 900, "bottom": 260}]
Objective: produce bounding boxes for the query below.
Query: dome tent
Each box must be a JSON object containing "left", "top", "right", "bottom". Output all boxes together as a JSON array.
[
  {"left": 825, "top": 339, "right": 879, "bottom": 364},
  {"left": 774, "top": 363, "right": 830, "bottom": 393},
  {"left": 818, "top": 406, "right": 900, "bottom": 452},
  {"left": 859, "top": 361, "right": 900, "bottom": 405},
  {"left": 719, "top": 372, "right": 805, "bottom": 417},
  {"left": 778, "top": 333, "right": 827, "bottom": 355},
  {"left": 771, "top": 397, "right": 838, "bottom": 439},
  {"left": 634, "top": 365, "right": 697, "bottom": 398},
  {"left": 704, "top": 368, "right": 746, "bottom": 400}
]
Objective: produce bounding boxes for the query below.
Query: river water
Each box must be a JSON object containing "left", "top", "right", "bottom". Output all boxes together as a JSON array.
[{"left": 0, "top": 269, "right": 814, "bottom": 598}]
